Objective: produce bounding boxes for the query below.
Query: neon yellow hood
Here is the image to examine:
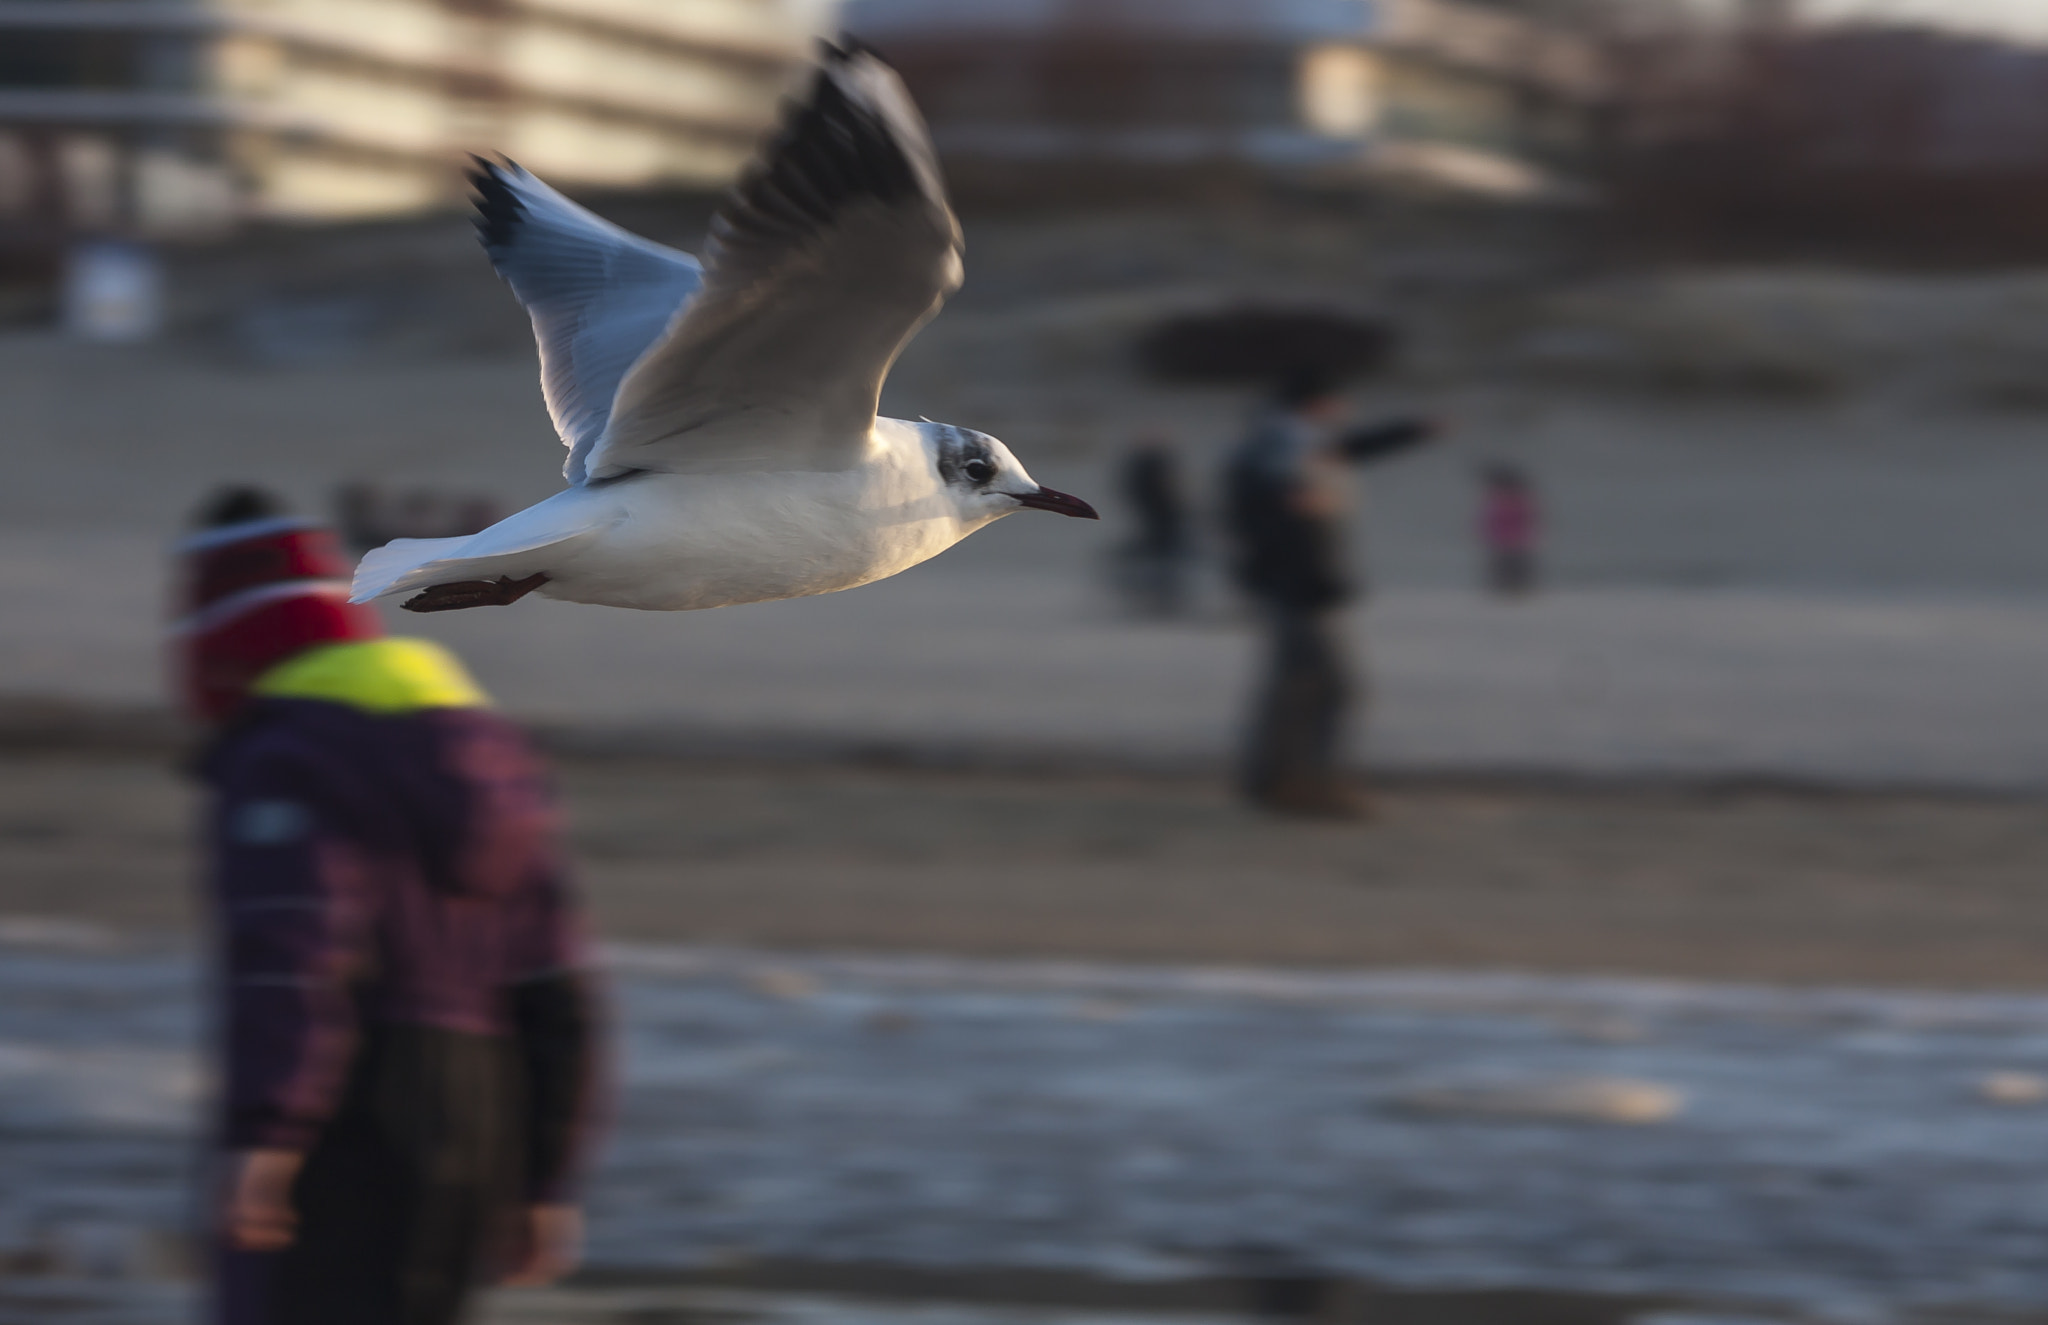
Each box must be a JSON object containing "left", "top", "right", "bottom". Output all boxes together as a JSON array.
[{"left": 250, "top": 639, "right": 491, "bottom": 715}]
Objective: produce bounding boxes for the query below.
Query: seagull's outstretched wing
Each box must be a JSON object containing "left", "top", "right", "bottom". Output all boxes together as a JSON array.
[
  {"left": 471, "top": 160, "right": 704, "bottom": 485},
  {"left": 581, "top": 43, "right": 963, "bottom": 481}
]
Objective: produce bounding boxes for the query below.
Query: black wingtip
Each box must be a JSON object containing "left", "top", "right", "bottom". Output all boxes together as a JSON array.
[
  {"left": 708, "top": 35, "right": 933, "bottom": 270},
  {"left": 468, "top": 155, "right": 524, "bottom": 252},
  {"left": 463, "top": 152, "right": 508, "bottom": 192},
  {"left": 820, "top": 34, "right": 893, "bottom": 70}
]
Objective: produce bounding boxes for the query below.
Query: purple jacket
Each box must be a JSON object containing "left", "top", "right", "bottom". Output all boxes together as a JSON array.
[{"left": 201, "top": 697, "right": 600, "bottom": 1201}]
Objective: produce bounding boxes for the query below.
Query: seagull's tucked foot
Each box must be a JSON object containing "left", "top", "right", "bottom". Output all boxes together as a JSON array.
[{"left": 401, "top": 573, "right": 549, "bottom": 613}]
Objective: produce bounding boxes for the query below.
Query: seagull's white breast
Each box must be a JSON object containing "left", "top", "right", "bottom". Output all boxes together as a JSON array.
[{"left": 538, "top": 421, "right": 979, "bottom": 611}]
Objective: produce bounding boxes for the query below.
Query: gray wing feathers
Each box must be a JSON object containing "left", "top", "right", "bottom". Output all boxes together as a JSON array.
[
  {"left": 470, "top": 161, "right": 703, "bottom": 484},
  {"left": 582, "top": 45, "right": 963, "bottom": 480}
]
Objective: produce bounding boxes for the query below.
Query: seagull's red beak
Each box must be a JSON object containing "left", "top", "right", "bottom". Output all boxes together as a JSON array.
[{"left": 1013, "top": 486, "right": 1100, "bottom": 519}]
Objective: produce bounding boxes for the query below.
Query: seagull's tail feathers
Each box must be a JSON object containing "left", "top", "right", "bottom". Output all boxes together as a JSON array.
[
  {"left": 350, "top": 495, "right": 620, "bottom": 603},
  {"left": 349, "top": 537, "right": 481, "bottom": 603}
]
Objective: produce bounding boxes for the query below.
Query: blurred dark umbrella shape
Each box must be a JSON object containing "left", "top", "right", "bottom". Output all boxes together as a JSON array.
[{"left": 1136, "top": 303, "right": 1399, "bottom": 387}]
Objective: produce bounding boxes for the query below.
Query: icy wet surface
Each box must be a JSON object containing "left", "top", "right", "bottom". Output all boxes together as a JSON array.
[
  {"left": 8, "top": 935, "right": 2048, "bottom": 1322},
  {"left": 481, "top": 1287, "right": 1255, "bottom": 1325}
]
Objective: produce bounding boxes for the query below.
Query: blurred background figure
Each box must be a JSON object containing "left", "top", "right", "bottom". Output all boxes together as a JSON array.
[
  {"left": 1479, "top": 462, "right": 1541, "bottom": 597},
  {"left": 1111, "top": 431, "right": 1194, "bottom": 618},
  {"left": 1223, "top": 373, "right": 1440, "bottom": 819},
  {"left": 333, "top": 483, "right": 503, "bottom": 557},
  {"left": 175, "top": 488, "right": 602, "bottom": 1325}
]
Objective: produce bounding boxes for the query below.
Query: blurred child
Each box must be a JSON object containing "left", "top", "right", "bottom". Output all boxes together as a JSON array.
[
  {"left": 176, "top": 488, "right": 603, "bottom": 1325},
  {"left": 1480, "top": 463, "right": 1540, "bottom": 597}
]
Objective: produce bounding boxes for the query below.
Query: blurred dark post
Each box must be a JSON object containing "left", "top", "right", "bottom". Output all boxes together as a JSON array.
[
  {"left": 334, "top": 482, "right": 383, "bottom": 556},
  {"left": 332, "top": 483, "right": 503, "bottom": 555},
  {"left": 1112, "top": 432, "right": 1194, "bottom": 618},
  {"left": 398, "top": 490, "right": 446, "bottom": 540}
]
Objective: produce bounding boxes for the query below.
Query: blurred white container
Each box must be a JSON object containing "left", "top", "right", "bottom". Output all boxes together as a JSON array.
[
  {"left": 63, "top": 241, "right": 163, "bottom": 344},
  {"left": 1979, "top": 1071, "right": 2048, "bottom": 1106},
  {"left": 1393, "top": 1076, "right": 1685, "bottom": 1125}
]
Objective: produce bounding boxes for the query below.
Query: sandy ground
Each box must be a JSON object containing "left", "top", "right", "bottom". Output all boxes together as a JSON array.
[
  {"left": 7, "top": 205, "right": 2048, "bottom": 792},
  {"left": 5, "top": 323, "right": 2048, "bottom": 790},
  {"left": 7, "top": 747, "right": 2046, "bottom": 989}
]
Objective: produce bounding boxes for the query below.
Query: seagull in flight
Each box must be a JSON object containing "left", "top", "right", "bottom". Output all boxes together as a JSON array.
[{"left": 350, "top": 42, "right": 1096, "bottom": 615}]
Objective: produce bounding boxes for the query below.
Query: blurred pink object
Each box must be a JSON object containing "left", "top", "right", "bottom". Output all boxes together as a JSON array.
[{"left": 1480, "top": 464, "right": 1540, "bottom": 596}]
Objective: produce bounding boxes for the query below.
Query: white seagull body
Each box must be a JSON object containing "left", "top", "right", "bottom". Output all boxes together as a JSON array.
[{"left": 349, "top": 44, "right": 1095, "bottom": 616}]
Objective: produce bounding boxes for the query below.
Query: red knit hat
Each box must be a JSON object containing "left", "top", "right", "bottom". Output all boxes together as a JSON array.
[{"left": 172, "top": 488, "right": 383, "bottom": 723}]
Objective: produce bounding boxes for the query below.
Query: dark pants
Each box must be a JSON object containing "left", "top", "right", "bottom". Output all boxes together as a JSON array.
[
  {"left": 1488, "top": 549, "right": 1536, "bottom": 596},
  {"left": 1114, "top": 536, "right": 1192, "bottom": 617},
  {"left": 1242, "top": 604, "right": 1354, "bottom": 801},
  {"left": 217, "top": 1022, "right": 520, "bottom": 1325}
]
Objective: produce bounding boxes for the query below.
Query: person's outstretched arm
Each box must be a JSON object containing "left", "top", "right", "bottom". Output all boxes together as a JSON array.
[{"left": 1337, "top": 416, "right": 1442, "bottom": 464}]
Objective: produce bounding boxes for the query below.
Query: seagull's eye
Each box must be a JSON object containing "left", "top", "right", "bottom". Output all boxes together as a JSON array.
[{"left": 963, "top": 458, "right": 995, "bottom": 485}]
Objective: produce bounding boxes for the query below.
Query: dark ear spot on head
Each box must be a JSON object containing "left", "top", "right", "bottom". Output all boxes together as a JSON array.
[{"left": 936, "top": 427, "right": 998, "bottom": 488}]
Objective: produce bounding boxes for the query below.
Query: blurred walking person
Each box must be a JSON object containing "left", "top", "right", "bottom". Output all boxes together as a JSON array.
[
  {"left": 1114, "top": 432, "right": 1193, "bottom": 617},
  {"left": 175, "top": 488, "right": 604, "bottom": 1325},
  {"left": 1480, "top": 463, "right": 1540, "bottom": 597},
  {"left": 1223, "top": 375, "right": 1440, "bottom": 818}
]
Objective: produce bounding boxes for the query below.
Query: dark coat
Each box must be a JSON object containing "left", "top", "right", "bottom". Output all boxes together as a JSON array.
[
  {"left": 1224, "top": 414, "right": 1435, "bottom": 611},
  {"left": 205, "top": 697, "right": 602, "bottom": 1324},
  {"left": 202, "top": 697, "right": 599, "bottom": 1194}
]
